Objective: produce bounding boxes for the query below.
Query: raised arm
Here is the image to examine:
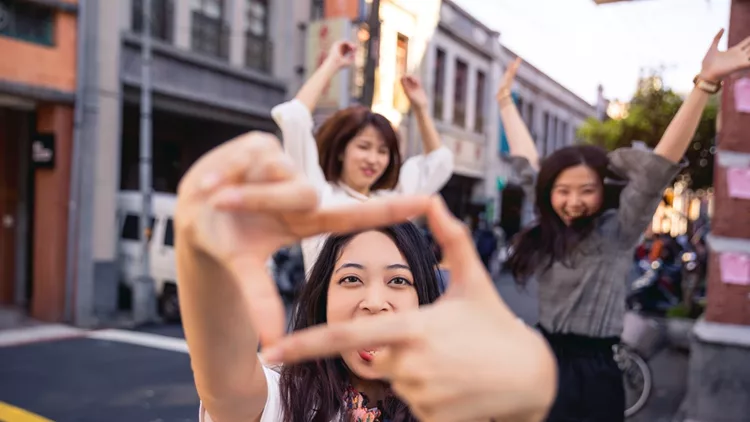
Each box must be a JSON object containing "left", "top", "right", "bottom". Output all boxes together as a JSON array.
[
  {"left": 401, "top": 76, "right": 441, "bottom": 154},
  {"left": 496, "top": 58, "right": 540, "bottom": 170},
  {"left": 271, "top": 41, "right": 356, "bottom": 190},
  {"left": 654, "top": 29, "right": 750, "bottom": 163},
  {"left": 295, "top": 41, "right": 356, "bottom": 113}
]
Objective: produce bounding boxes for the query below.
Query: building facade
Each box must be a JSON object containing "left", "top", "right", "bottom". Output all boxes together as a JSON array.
[
  {"left": 421, "top": 0, "right": 501, "bottom": 223},
  {"left": 0, "top": 0, "right": 304, "bottom": 326},
  {"left": 0, "top": 0, "right": 78, "bottom": 323}
]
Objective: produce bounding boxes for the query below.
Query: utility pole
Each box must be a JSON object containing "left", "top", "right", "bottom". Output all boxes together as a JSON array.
[
  {"left": 135, "top": 0, "right": 156, "bottom": 325},
  {"left": 361, "top": 0, "right": 381, "bottom": 107}
]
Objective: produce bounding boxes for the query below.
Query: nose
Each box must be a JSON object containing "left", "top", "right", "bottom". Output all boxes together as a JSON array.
[
  {"left": 569, "top": 193, "right": 584, "bottom": 207},
  {"left": 359, "top": 283, "right": 391, "bottom": 314}
]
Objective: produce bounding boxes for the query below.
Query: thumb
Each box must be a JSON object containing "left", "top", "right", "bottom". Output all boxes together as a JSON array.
[
  {"left": 425, "top": 197, "right": 492, "bottom": 296},
  {"left": 711, "top": 28, "right": 725, "bottom": 50}
]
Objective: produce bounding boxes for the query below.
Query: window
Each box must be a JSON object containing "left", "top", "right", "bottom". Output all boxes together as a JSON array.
[
  {"left": 191, "top": 0, "right": 229, "bottom": 59},
  {"left": 311, "top": 0, "right": 324, "bottom": 19},
  {"left": 0, "top": 0, "right": 55, "bottom": 46},
  {"left": 164, "top": 219, "right": 175, "bottom": 247},
  {"left": 121, "top": 214, "right": 156, "bottom": 241},
  {"left": 474, "top": 70, "right": 486, "bottom": 133},
  {"left": 560, "top": 121, "right": 568, "bottom": 148},
  {"left": 453, "top": 59, "right": 468, "bottom": 127},
  {"left": 526, "top": 102, "right": 535, "bottom": 136},
  {"left": 132, "top": 0, "right": 174, "bottom": 42},
  {"left": 433, "top": 48, "right": 446, "bottom": 119},
  {"left": 393, "top": 33, "right": 409, "bottom": 111},
  {"left": 245, "top": 0, "right": 272, "bottom": 72}
]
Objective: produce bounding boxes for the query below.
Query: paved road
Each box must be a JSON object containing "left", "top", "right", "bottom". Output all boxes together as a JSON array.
[
  {"left": 0, "top": 336, "right": 199, "bottom": 422},
  {"left": 0, "top": 270, "right": 687, "bottom": 422}
]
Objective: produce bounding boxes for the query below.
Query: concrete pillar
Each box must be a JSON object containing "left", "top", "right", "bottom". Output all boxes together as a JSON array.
[{"left": 684, "top": 2, "right": 750, "bottom": 420}]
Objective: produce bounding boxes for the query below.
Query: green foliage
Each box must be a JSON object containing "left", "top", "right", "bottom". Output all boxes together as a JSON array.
[{"left": 577, "top": 77, "right": 718, "bottom": 189}]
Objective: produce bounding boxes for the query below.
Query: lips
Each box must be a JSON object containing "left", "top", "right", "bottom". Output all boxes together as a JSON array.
[
  {"left": 358, "top": 349, "right": 378, "bottom": 362},
  {"left": 362, "top": 168, "right": 376, "bottom": 177}
]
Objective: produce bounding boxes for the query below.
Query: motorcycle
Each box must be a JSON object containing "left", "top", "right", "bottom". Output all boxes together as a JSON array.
[{"left": 627, "top": 258, "right": 682, "bottom": 316}]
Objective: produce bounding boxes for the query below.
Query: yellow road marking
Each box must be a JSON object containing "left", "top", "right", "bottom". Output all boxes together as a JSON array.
[{"left": 0, "top": 401, "right": 53, "bottom": 422}]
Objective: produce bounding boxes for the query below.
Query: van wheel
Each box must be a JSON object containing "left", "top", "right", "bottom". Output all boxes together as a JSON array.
[{"left": 159, "top": 284, "right": 181, "bottom": 323}]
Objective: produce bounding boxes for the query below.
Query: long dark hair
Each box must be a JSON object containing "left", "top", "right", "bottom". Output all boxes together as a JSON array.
[
  {"left": 507, "top": 145, "right": 625, "bottom": 285},
  {"left": 315, "top": 106, "right": 403, "bottom": 191},
  {"left": 279, "top": 223, "right": 440, "bottom": 422}
]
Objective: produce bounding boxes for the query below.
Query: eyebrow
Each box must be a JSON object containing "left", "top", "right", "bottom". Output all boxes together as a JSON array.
[
  {"left": 554, "top": 183, "right": 598, "bottom": 189},
  {"left": 334, "top": 263, "right": 411, "bottom": 273}
]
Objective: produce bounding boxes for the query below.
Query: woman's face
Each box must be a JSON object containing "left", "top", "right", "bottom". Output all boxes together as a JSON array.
[
  {"left": 550, "top": 164, "right": 603, "bottom": 225},
  {"left": 339, "top": 125, "right": 391, "bottom": 194},
  {"left": 326, "top": 231, "right": 419, "bottom": 380}
]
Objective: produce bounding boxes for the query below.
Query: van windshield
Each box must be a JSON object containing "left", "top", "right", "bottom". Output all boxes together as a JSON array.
[{"left": 121, "top": 214, "right": 156, "bottom": 241}]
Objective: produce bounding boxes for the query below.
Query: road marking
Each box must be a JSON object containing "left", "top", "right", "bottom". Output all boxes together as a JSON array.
[
  {"left": 86, "top": 329, "right": 189, "bottom": 354},
  {"left": 0, "top": 401, "right": 53, "bottom": 422},
  {"left": 0, "top": 325, "right": 85, "bottom": 348}
]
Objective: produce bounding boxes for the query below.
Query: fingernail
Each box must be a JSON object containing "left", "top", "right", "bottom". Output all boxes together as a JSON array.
[
  {"left": 261, "top": 346, "right": 283, "bottom": 364},
  {"left": 200, "top": 173, "right": 222, "bottom": 191}
]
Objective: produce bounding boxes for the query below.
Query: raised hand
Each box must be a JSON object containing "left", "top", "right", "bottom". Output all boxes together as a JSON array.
[
  {"left": 497, "top": 57, "right": 522, "bottom": 101},
  {"left": 324, "top": 40, "right": 356, "bottom": 70},
  {"left": 175, "top": 131, "right": 431, "bottom": 345},
  {"left": 261, "top": 197, "right": 557, "bottom": 422},
  {"left": 700, "top": 29, "right": 750, "bottom": 82},
  {"left": 400, "top": 76, "right": 429, "bottom": 110}
]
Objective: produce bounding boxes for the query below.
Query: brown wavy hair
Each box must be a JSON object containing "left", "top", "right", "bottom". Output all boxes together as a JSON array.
[
  {"left": 279, "top": 223, "right": 441, "bottom": 421},
  {"left": 315, "top": 106, "right": 402, "bottom": 191}
]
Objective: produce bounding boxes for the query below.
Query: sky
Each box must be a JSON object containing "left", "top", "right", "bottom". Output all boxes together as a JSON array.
[{"left": 452, "top": 0, "right": 732, "bottom": 104}]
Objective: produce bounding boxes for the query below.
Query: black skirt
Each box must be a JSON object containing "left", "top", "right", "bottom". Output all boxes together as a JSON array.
[{"left": 538, "top": 325, "right": 625, "bottom": 422}]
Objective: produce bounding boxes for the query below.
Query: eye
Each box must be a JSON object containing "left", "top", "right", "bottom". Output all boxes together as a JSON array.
[
  {"left": 339, "top": 275, "right": 362, "bottom": 285},
  {"left": 378, "top": 147, "right": 389, "bottom": 155},
  {"left": 388, "top": 277, "right": 413, "bottom": 287}
]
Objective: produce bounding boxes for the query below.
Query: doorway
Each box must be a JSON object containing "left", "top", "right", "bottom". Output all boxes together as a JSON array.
[{"left": 0, "top": 107, "right": 34, "bottom": 309}]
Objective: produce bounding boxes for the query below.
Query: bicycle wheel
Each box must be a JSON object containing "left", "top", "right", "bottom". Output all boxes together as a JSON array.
[{"left": 618, "top": 347, "right": 653, "bottom": 417}]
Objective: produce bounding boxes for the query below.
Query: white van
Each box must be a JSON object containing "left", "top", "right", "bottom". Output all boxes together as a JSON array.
[
  {"left": 117, "top": 190, "right": 279, "bottom": 322},
  {"left": 117, "top": 191, "right": 180, "bottom": 321}
]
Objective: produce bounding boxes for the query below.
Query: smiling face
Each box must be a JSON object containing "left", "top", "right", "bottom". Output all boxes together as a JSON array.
[
  {"left": 338, "top": 125, "right": 391, "bottom": 195},
  {"left": 550, "top": 164, "right": 604, "bottom": 225},
  {"left": 325, "top": 230, "right": 419, "bottom": 380}
]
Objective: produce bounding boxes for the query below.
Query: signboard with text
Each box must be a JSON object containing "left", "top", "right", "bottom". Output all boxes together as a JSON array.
[{"left": 31, "top": 133, "right": 55, "bottom": 169}]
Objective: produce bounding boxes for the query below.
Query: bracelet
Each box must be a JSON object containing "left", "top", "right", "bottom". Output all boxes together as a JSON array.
[{"left": 693, "top": 74, "right": 722, "bottom": 94}]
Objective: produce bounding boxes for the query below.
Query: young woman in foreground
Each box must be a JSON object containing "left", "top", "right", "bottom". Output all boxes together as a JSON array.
[
  {"left": 499, "top": 30, "right": 750, "bottom": 421},
  {"left": 272, "top": 40, "right": 454, "bottom": 273},
  {"left": 175, "top": 131, "right": 556, "bottom": 422}
]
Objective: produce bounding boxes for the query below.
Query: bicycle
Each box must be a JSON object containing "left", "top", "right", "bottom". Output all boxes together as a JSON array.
[
  {"left": 614, "top": 343, "right": 653, "bottom": 417},
  {"left": 618, "top": 311, "right": 665, "bottom": 418}
]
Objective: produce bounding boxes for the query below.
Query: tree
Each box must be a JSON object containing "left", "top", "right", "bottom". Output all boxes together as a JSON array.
[{"left": 577, "top": 75, "right": 718, "bottom": 189}]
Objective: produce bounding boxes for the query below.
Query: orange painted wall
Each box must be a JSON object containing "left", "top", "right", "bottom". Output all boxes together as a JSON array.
[
  {"left": 31, "top": 104, "right": 74, "bottom": 323},
  {"left": 0, "top": 4, "right": 77, "bottom": 93}
]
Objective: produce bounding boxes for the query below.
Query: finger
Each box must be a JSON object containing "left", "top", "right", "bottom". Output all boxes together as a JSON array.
[
  {"left": 211, "top": 180, "right": 318, "bottom": 212},
  {"left": 244, "top": 151, "right": 296, "bottom": 183},
  {"left": 189, "top": 132, "right": 283, "bottom": 195},
  {"left": 425, "top": 197, "right": 484, "bottom": 284},
  {"left": 739, "top": 35, "right": 750, "bottom": 51},
  {"left": 711, "top": 28, "right": 725, "bottom": 49},
  {"left": 226, "top": 255, "right": 286, "bottom": 346},
  {"left": 294, "top": 195, "right": 432, "bottom": 238},
  {"left": 261, "top": 311, "right": 423, "bottom": 365}
]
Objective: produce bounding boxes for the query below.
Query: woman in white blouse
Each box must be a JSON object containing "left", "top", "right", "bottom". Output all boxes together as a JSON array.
[{"left": 271, "top": 40, "right": 455, "bottom": 274}]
